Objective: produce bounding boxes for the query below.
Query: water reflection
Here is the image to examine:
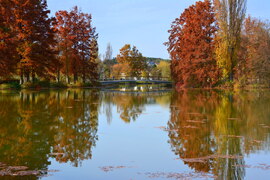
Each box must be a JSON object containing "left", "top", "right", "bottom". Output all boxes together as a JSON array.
[
  {"left": 168, "top": 90, "right": 270, "bottom": 179},
  {"left": 0, "top": 90, "right": 100, "bottom": 178},
  {"left": 101, "top": 89, "right": 171, "bottom": 123},
  {"left": 0, "top": 88, "right": 171, "bottom": 178},
  {"left": 0, "top": 88, "right": 269, "bottom": 179}
]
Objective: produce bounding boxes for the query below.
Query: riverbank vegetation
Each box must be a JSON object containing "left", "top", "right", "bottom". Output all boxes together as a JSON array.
[
  {"left": 0, "top": 1, "right": 99, "bottom": 89},
  {"left": 1, "top": 0, "right": 269, "bottom": 89},
  {"left": 166, "top": 0, "right": 270, "bottom": 89}
]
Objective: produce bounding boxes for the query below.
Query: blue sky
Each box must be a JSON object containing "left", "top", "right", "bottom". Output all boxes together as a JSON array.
[{"left": 47, "top": 0, "right": 270, "bottom": 59}]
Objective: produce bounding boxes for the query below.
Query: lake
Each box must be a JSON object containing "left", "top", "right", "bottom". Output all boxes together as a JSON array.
[{"left": 0, "top": 87, "right": 270, "bottom": 179}]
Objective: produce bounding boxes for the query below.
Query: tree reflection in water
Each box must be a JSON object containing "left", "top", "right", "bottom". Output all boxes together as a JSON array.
[
  {"left": 0, "top": 90, "right": 100, "bottom": 178},
  {"left": 101, "top": 91, "right": 171, "bottom": 123},
  {"left": 0, "top": 89, "right": 269, "bottom": 179},
  {"left": 168, "top": 90, "right": 270, "bottom": 179},
  {"left": 52, "top": 90, "right": 99, "bottom": 167}
]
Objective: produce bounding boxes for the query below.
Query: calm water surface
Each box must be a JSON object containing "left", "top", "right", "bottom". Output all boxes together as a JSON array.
[{"left": 0, "top": 87, "right": 270, "bottom": 179}]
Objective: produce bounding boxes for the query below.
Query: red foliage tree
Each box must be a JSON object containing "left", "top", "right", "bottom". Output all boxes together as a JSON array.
[
  {"left": 237, "top": 16, "right": 270, "bottom": 85},
  {"left": 0, "top": 0, "right": 18, "bottom": 77},
  {"left": 0, "top": 0, "right": 58, "bottom": 82},
  {"left": 54, "top": 6, "right": 98, "bottom": 84},
  {"left": 166, "top": 0, "right": 219, "bottom": 88},
  {"left": 13, "top": 0, "right": 57, "bottom": 82}
]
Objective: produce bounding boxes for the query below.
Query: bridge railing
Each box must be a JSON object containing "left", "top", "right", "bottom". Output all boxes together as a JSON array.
[{"left": 99, "top": 76, "right": 170, "bottom": 81}]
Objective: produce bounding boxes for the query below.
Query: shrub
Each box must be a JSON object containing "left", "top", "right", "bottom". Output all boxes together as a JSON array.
[
  {"left": 50, "top": 82, "right": 68, "bottom": 88},
  {"left": 21, "top": 81, "right": 50, "bottom": 89},
  {"left": 0, "top": 82, "right": 21, "bottom": 89}
]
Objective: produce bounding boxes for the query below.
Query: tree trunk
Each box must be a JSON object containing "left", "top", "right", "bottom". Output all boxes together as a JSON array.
[
  {"left": 66, "top": 75, "right": 70, "bottom": 84},
  {"left": 74, "top": 73, "right": 78, "bottom": 83},
  {"left": 20, "top": 70, "right": 24, "bottom": 85},
  {"left": 31, "top": 71, "right": 35, "bottom": 83},
  {"left": 82, "top": 73, "right": 86, "bottom": 84},
  {"left": 57, "top": 70, "right": 60, "bottom": 83}
]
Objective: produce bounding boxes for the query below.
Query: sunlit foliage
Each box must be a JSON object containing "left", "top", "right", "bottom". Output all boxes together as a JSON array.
[{"left": 166, "top": 0, "right": 219, "bottom": 88}]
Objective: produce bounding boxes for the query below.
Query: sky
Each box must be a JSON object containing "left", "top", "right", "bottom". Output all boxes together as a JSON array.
[{"left": 47, "top": 0, "right": 270, "bottom": 59}]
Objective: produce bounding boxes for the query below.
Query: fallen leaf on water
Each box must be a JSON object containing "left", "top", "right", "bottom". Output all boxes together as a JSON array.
[
  {"left": 154, "top": 126, "right": 166, "bottom": 130},
  {"left": 141, "top": 172, "right": 217, "bottom": 179},
  {"left": 50, "top": 153, "right": 65, "bottom": 156},
  {"left": 15, "top": 171, "right": 40, "bottom": 176},
  {"left": 7, "top": 166, "right": 28, "bottom": 171},
  {"left": 228, "top": 118, "right": 240, "bottom": 120},
  {"left": 178, "top": 157, "right": 209, "bottom": 163},
  {"left": 182, "top": 125, "right": 199, "bottom": 129},
  {"left": 213, "top": 154, "right": 243, "bottom": 159},
  {"left": 232, "top": 165, "right": 252, "bottom": 168},
  {"left": 42, "top": 169, "right": 60, "bottom": 173},
  {"left": 186, "top": 120, "right": 206, "bottom": 124},
  {"left": 176, "top": 154, "right": 243, "bottom": 163},
  {"left": 0, "top": 162, "right": 59, "bottom": 177},
  {"left": 225, "top": 135, "right": 244, "bottom": 138},
  {"left": 0, "top": 163, "right": 6, "bottom": 168},
  {"left": 233, "top": 164, "right": 270, "bottom": 170},
  {"left": 154, "top": 127, "right": 179, "bottom": 132},
  {"left": 252, "top": 140, "right": 263, "bottom": 143},
  {"left": 99, "top": 166, "right": 134, "bottom": 172}
]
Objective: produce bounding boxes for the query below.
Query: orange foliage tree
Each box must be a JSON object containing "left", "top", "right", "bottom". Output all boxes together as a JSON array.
[
  {"left": 54, "top": 6, "right": 98, "bottom": 84},
  {"left": 13, "top": 0, "right": 57, "bottom": 82},
  {"left": 0, "top": 0, "right": 18, "bottom": 78},
  {"left": 116, "top": 44, "right": 147, "bottom": 78},
  {"left": 0, "top": 0, "right": 57, "bottom": 81},
  {"left": 237, "top": 16, "right": 270, "bottom": 86},
  {"left": 166, "top": 0, "right": 219, "bottom": 88}
]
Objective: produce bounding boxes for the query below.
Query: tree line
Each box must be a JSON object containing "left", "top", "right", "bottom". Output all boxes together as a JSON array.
[
  {"left": 0, "top": 0, "right": 170, "bottom": 87},
  {"left": 166, "top": 0, "right": 270, "bottom": 88},
  {"left": 0, "top": 0, "right": 98, "bottom": 85},
  {"left": 2, "top": 0, "right": 268, "bottom": 89},
  {"left": 100, "top": 43, "right": 171, "bottom": 80}
]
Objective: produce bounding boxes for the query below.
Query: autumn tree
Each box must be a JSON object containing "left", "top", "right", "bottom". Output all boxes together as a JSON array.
[
  {"left": 54, "top": 6, "right": 98, "bottom": 84},
  {"left": 13, "top": 0, "right": 58, "bottom": 83},
  {"left": 0, "top": 0, "right": 17, "bottom": 78},
  {"left": 0, "top": 0, "right": 57, "bottom": 82},
  {"left": 166, "top": 0, "right": 219, "bottom": 88},
  {"left": 116, "top": 44, "right": 147, "bottom": 78},
  {"left": 214, "top": 0, "right": 247, "bottom": 81},
  {"left": 111, "top": 63, "right": 130, "bottom": 78},
  {"left": 237, "top": 16, "right": 270, "bottom": 85},
  {"left": 156, "top": 61, "right": 171, "bottom": 80}
]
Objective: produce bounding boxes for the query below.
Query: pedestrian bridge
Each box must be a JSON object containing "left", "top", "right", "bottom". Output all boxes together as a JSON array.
[{"left": 99, "top": 77, "right": 172, "bottom": 85}]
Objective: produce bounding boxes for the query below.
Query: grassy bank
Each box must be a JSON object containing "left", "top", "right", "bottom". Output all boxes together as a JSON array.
[{"left": 0, "top": 81, "right": 100, "bottom": 90}]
